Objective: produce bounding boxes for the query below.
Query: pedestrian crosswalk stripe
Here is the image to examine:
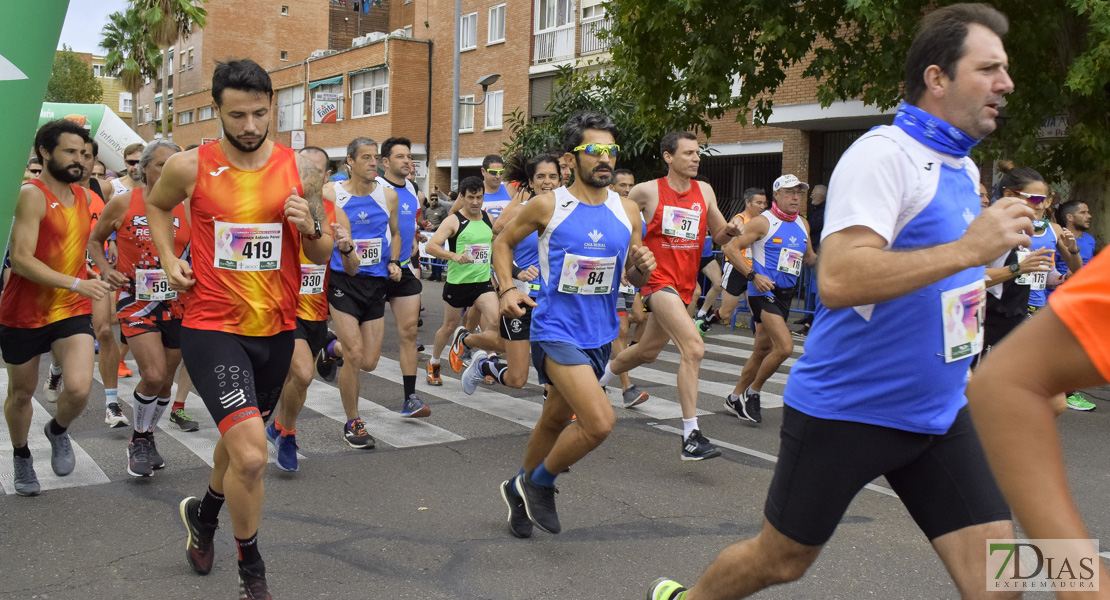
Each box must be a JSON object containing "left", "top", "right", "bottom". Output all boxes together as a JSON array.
[
  {"left": 655, "top": 349, "right": 791, "bottom": 386},
  {"left": 0, "top": 372, "right": 110, "bottom": 495}
]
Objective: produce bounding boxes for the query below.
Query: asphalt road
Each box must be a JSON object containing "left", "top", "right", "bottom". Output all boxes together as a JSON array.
[{"left": 2, "top": 279, "right": 1108, "bottom": 599}]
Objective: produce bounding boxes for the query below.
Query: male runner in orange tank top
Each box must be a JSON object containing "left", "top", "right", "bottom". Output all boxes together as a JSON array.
[
  {"left": 0, "top": 120, "right": 112, "bottom": 496},
  {"left": 146, "top": 59, "right": 333, "bottom": 599},
  {"left": 597, "top": 132, "right": 743, "bottom": 461}
]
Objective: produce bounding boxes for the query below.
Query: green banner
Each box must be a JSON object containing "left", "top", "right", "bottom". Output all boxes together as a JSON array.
[
  {"left": 0, "top": 1, "right": 71, "bottom": 251},
  {"left": 38, "top": 102, "right": 107, "bottom": 136}
]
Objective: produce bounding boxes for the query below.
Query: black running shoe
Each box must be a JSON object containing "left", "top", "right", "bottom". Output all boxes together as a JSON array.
[
  {"left": 514, "top": 471, "right": 560, "bottom": 534},
  {"left": 343, "top": 419, "right": 375, "bottom": 449},
  {"left": 742, "top": 389, "right": 763, "bottom": 424},
  {"left": 315, "top": 330, "right": 341, "bottom": 382},
  {"left": 179, "top": 496, "right": 217, "bottom": 575},
  {"left": 499, "top": 478, "right": 533, "bottom": 538},
  {"left": 681, "top": 429, "right": 722, "bottom": 461},
  {"left": 238, "top": 560, "right": 272, "bottom": 599}
]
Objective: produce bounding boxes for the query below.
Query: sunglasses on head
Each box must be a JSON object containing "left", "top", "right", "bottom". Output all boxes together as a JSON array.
[
  {"left": 1015, "top": 190, "right": 1047, "bottom": 205},
  {"left": 572, "top": 143, "right": 620, "bottom": 158},
  {"left": 485, "top": 168, "right": 505, "bottom": 175},
  {"left": 125, "top": 159, "right": 140, "bottom": 166}
]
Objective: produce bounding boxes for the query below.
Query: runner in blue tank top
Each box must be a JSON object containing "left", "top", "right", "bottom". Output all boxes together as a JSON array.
[
  {"left": 649, "top": 7, "right": 1039, "bottom": 599},
  {"left": 320, "top": 138, "right": 406, "bottom": 451},
  {"left": 481, "top": 154, "right": 513, "bottom": 221},
  {"left": 372, "top": 137, "right": 430, "bottom": 418},
  {"left": 457, "top": 153, "right": 562, "bottom": 395},
  {"left": 492, "top": 112, "right": 655, "bottom": 539},
  {"left": 723, "top": 174, "right": 817, "bottom": 425}
]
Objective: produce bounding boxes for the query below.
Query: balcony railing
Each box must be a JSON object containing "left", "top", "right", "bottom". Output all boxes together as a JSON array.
[
  {"left": 534, "top": 24, "right": 575, "bottom": 64},
  {"left": 580, "top": 17, "right": 611, "bottom": 55}
]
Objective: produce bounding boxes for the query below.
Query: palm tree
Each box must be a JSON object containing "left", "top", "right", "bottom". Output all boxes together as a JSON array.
[
  {"left": 135, "top": 0, "right": 208, "bottom": 138},
  {"left": 100, "top": 6, "right": 161, "bottom": 126}
]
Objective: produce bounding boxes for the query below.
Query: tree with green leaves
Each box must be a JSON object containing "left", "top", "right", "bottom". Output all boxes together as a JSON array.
[
  {"left": 134, "top": 0, "right": 208, "bottom": 137},
  {"left": 44, "top": 45, "right": 104, "bottom": 105},
  {"left": 603, "top": 0, "right": 1110, "bottom": 240},
  {"left": 101, "top": 5, "right": 161, "bottom": 123}
]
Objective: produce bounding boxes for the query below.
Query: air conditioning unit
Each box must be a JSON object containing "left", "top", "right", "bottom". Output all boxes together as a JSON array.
[
  {"left": 310, "top": 49, "right": 337, "bottom": 59},
  {"left": 352, "top": 35, "right": 369, "bottom": 48},
  {"left": 366, "top": 31, "right": 387, "bottom": 43},
  {"left": 390, "top": 28, "right": 408, "bottom": 38}
]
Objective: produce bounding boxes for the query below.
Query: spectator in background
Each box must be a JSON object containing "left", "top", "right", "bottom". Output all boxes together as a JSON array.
[
  {"left": 422, "top": 192, "right": 449, "bottom": 281},
  {"left": 92, "top": 161, "right": 107, "bottom": 179},
  {"left": 979, "top": 182, "right": 991, "bottom": 209},
  {"left": 24, "top": 157, "right": 42, "bottom": 182},
  {"left": 1056, "top": 200, "right": 1096, "bottom": 269}
]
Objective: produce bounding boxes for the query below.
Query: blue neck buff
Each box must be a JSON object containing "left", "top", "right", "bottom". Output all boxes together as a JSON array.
[{"left": 893, "top": 102, "right": 979, "bottom": 158}]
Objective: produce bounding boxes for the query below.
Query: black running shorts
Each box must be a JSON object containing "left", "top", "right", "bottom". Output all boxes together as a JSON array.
[
  {"left": 294, "top": 318, "right": 329, "bottom": 358},
  {"left": 0, "top": 314, "right": 93, "bottom": 365},
  {"left": 328, "top": 270, "right": 387, "bottom": 323},
  {"left": 180, "top": 327, "right": 295, "bottom": 435},
  {"left": 722, "top": 263, "right": 747, "bottom": 297},
  {"left": 499, "top": 303, "right": 533, "bottom": 342},
  {"left": 382, "top": 267, "right": 423, "bottom": 299},
  {"left": 749, "top": 287, "right": 795, "bottom": 323},
  {"left": 764, "top": 405, "right": 1011, "bottom": 546},
  {"left": 442, "top": 280, "right": 494, "bottom": 309}
]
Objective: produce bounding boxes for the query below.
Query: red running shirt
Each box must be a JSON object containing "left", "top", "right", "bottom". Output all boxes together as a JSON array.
[
  {"left": 640, "top": 177, "right": 708, "bottom": 304},
  {"left": 186, "top": 142, "right": 303, "bottom": 336},
  {"left": 1048, "top": 247, "right": 1110, "bottom": 382},
  {"left": 296, "top": 198, "right": 336, "bottom": 322},
  {"left": 0, "top": 180, "right": 92, "bottom": 328},
  {"left": 115, "top": 187, "right": 191, "bottom": 318}
]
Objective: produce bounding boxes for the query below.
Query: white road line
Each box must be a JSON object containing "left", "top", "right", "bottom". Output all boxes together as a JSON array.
[
  {"left": 386, "top": 357, "right": 543, "bottom": 428},
  {"left": 0, "top": 372, "right": 110, "bottom": 494},
  {"left": 98, "top": 362, "right": 305, "bottom": 467},
  {"left": 301, "top": 376, "right": 463, "bottom": 448},
  {"left": 628, "top": 366, "right": 785, "bottom": 409},
  {"left": 651, "top": 424, "right": 898, "bottom": 498},
  {"left": 521, "top": 370, "right": 711, "bottom": 420},
  {"left": 655, "top": 349, "right": 792, "bottom": 385}
]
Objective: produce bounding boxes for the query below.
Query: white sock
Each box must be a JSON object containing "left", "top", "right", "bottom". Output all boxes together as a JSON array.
[
  {"left": 133, "top": 391, "right": 157, "bottom": 433},
  {"left": 429, "top": 357, "right": 440, "bottom": 365},
  {"left": 148, "top": 398, "right": 171, "bottom": 432},
  {"left": 682, "top": 417, "right": 699, "bottom": 438},
  {"left": 728, "top": 393, "right": 741, "bottom": 403},
  {"left": 50, "top": 363, "right": 63, "bottom": 377},
  {"left": 104, "top": 388, "right": 118, "bottom": 408},
  {"left": 597, "top": 363, "right": 616, "bottom": 387},
  {"left": 696, "top": 310, "right": 707, "bottom": 319}
]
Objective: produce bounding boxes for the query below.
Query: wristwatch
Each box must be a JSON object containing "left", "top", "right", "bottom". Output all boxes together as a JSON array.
[
  {"left": 1008, "top": 262, "right": 1020, "bottom": 274},
  {"left": 303, "top": 219, "right": 323, "bottom": 241},
  {"left": 745, "top": 270, "right": 757, "bottom": 282},
  {"left": 389, "top": 259, "right": 403, "bottom": 267}
]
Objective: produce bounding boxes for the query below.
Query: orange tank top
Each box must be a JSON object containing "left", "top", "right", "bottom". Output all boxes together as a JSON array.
[
  {"left": 86, "top": 188, "right": 107, "bottom": 275},
  {"left": 640, "top": 177, "right": 708, "bottom": 304},
  {"left": 0, "top": 180, "right": 93, "bottom": 328},
  {"left": 116, "top": 187, "right": 192, "bottom": 315},
  {"left": 186, "top": 142, "right": 303, "bottom": 336},
  {"left": 296, "top": 199, "right": 336, "bottom": 322}
]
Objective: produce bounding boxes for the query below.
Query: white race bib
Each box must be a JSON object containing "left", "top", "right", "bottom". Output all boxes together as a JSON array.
[
  {"left": 353, "top": 238, "right": 382, "bottom": 266},
  {"left": 661, "top": 206, "right": 701, "bottom": 241},
  {"left": 940, "top": 280, "right": 985, "bottom": 363},
  {"left": 777, "top": 247, "right": 803, "bottom": 276},
  {"left": 558, "top": 253, "right": 617, "bottom": 295},
  {"left": 1014, "top": 250, "right": 1031, "bottom": 285},
  {"left": 135, "top": 269, "right": 176, "bottom": 301},
  {"left": 1028, "top": 271, "right": 1047, "bottom": 291},
  {"left": 299, "top": 264, "right": 326, "bottom": 294},
  {"left": 464, "top": 243, "right": 491, "bottom": 265},
  {"left": 214, "top": 221, "right": 282, "bottom": 271},
  {"left": 618, "top": 283, "right": 636, "bottom": 295}
]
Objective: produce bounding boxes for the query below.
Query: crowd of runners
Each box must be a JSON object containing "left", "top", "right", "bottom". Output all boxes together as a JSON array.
[{"left": 3, "top": 3, "right": 1109, "bottom": 598}]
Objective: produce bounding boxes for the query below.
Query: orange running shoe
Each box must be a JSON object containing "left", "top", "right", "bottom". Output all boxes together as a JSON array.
[
  {"left": 448, "top": 326, "right": 468, "bottom": 373},
  {"left": 118, "top": 360, "right": 133, "bottom": 378},
  {"left": 426, "top": 362, "right": 442, "bottom": 386}
]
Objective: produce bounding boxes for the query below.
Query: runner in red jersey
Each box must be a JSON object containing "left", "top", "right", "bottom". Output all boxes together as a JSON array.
[
  {"left": 597, "top": 131, "right": 742, "bottom": 461},
  {"left": 264, "top": 146, "right": 358, "bottom": 472},
  {"left": 0, "top": 120, "right": 111, "bottom": 497},
  {"left": 90, "top": 140, "right": 191, "bottom": 477},
  {"left": 146, "top": 59, "right": 333, "bottom": 599}
]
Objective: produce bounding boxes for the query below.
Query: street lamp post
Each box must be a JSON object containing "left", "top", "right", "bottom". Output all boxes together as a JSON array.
[{"left": 450, "top": 0, "right": 500, "bottom": 191}]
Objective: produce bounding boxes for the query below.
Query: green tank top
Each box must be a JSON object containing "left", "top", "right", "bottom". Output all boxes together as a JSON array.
[{"left": 447, "top": 211, "right": 493, "bottom": 284}]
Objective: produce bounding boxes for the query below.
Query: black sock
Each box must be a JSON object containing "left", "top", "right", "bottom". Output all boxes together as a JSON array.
[
  {"left": 403, "top": 375, "right": 416, "bottom": 397},
  {"left": 480, "top": 359, "right": 508, "bottom": 385},
  {"left": 48, "top": 418, "right": 66, "bottom": 436},
  {"left": 236, "top": 532, "right": 262, "bottom": 566},
  {"left": 130, "top": 430, "right": 152, "bottom": 442},
  {"left": 199, "top": 486, "right": 224, "bottom": 526},
  {"left": 13, "top": 445, "right": 30, "bottom": 459}
]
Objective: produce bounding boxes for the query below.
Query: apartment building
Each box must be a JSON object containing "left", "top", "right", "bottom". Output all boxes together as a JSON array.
[
  {"left": 64, "top": 51, "right": 135, "bottom": 127},
  {"left": 129, "top": 0, "right": 897, "bottom": 209}
]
